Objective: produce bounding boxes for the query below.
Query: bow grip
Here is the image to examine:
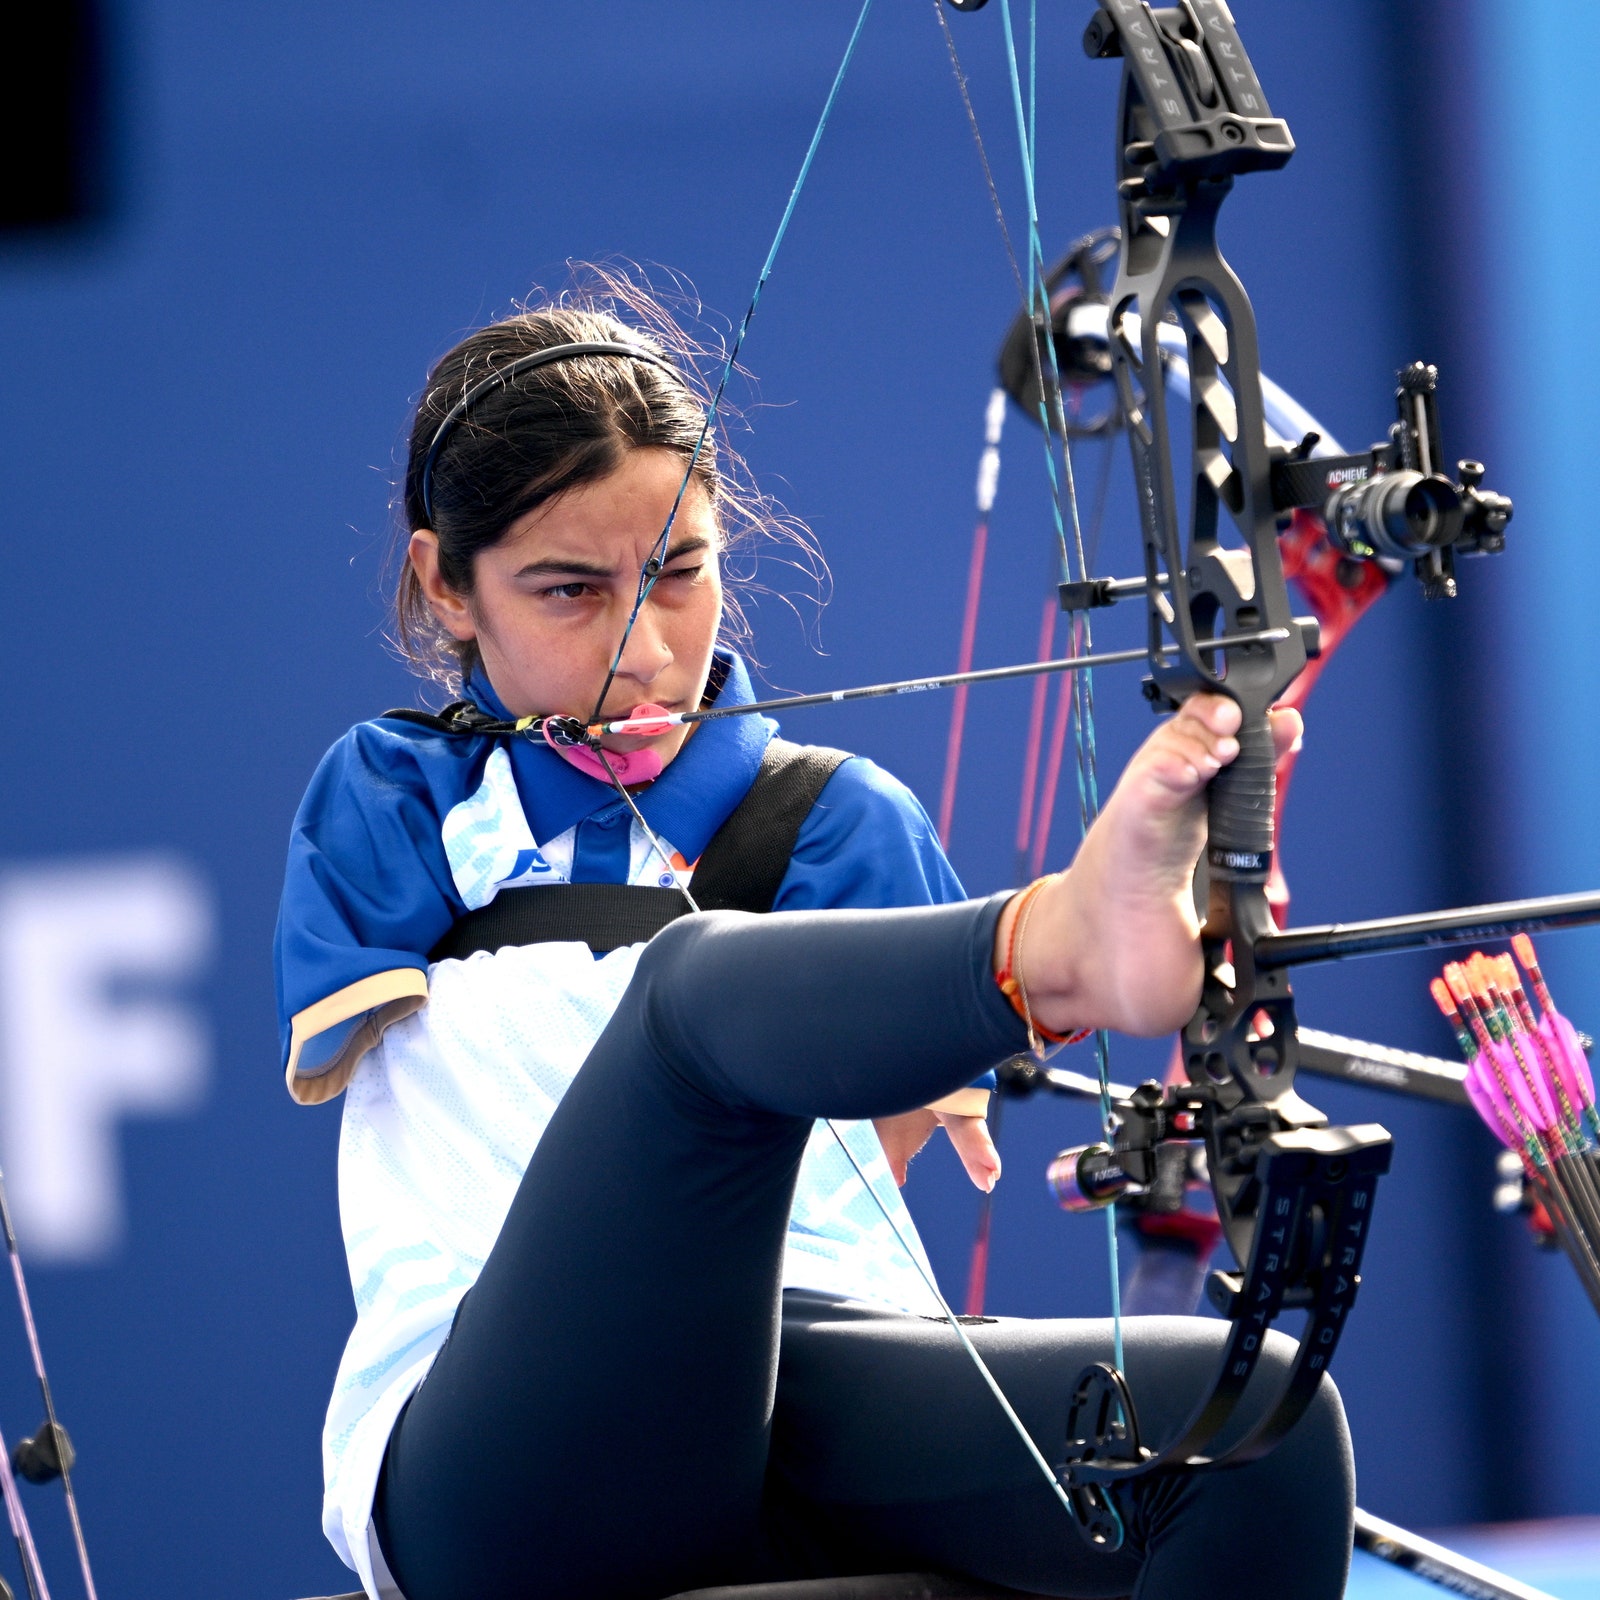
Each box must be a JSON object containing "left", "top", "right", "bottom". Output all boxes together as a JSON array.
[{"left": 1207, "top": 707, "right": 1275, "bottom": 881}]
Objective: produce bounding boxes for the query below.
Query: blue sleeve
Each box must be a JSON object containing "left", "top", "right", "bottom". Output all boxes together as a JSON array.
[
  {"left": 273, "top": 722, "right": 468, "bottom": 1073},
  {"left": 771, "top": 756, "right": 966, "bottom": 913}
]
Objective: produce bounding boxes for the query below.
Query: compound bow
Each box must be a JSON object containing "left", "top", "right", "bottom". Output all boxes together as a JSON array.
[{"left": 944, "top": 0, "right": 1515, "bottom": 1552}]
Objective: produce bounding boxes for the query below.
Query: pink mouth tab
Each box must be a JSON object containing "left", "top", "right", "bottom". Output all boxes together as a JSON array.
[{"left": 544, "top": 703, "right": 674, "bottom": 786}]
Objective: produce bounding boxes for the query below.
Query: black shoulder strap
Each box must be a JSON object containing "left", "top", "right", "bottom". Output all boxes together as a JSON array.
[
  {"left": 688, "top": 737, "right": 851, "bottom": 913},
  {"left": 428, "top": 884, "right": 688, "bottom": 962},
  {"left": 429, "top": 737, "right": 852, "bottom": 959}
]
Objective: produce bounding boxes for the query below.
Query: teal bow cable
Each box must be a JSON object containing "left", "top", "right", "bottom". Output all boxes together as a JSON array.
[
  {"left": 996, "top": 0, "right": 1124, "bottom": 1399},
  {"left": 590, "top": 0, "right": 879, "bottom": 721}
]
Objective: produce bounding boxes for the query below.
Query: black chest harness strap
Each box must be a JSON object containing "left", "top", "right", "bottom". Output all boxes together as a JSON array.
[{"left": 424, "top": 737, "right": 851, "bottom": 962}]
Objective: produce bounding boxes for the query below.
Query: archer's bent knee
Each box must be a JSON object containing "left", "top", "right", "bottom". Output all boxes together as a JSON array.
[
  {"left": 629, "top": 909, "right": 752, "bottom": 1014},
  {"left": 614, "top": 910, "right": 761, "bottom": 1074}
]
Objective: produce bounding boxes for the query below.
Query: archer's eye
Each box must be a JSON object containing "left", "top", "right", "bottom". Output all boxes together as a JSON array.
[{"left": 542, "top": 581, "right": 596, "bottom": 601}]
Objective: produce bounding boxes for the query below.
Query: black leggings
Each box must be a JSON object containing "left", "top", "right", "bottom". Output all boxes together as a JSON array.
[{"left": 374, "top": 897, "right": 1354, "bottom": 1600}]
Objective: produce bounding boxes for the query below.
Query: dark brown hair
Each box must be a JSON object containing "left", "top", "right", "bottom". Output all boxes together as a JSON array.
[{"left": 393, "top": 265, "right": 816, "bottom": 688}]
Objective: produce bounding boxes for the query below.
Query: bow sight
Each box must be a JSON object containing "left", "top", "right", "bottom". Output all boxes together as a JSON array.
[
  {"left": 1279, "top": 363, "right": 1512, "bottom": 600},
  {"left": 1000, "top": 252, "right": 1514, "bottom": 601},
  {"left": 963, "top": 0, "right": 1520, "bottom": 1550}
]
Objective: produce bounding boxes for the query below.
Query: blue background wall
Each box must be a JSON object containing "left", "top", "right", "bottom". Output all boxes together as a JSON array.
[
  {"left": 1470, "top": 0, "right": 1600, "bottom": 1522},
  {"left": 0, "top": 2, "right": 1593, "bottom": 1595}
]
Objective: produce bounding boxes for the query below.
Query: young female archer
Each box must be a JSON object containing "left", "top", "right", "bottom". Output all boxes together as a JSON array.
[{"left": 275, "top": 274, "right": 1350, "bottom": 1600}]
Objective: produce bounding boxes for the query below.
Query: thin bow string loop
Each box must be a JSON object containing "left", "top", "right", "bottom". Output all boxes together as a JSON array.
[
  {"left": 587, "top": 0, "right": 878, "bottom": 728},
  {"left": 824, "top": 1121, "right": 1081, "bottom": 1522}
]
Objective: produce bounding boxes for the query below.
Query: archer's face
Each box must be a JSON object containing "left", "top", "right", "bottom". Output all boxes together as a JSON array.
[{"left": 413, "top": 447, "right": 723, "bottom": 770}]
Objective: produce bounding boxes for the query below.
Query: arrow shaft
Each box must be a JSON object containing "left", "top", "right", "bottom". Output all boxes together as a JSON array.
[{"left": 592, "top": 627, "right": 1293, "bottom": 737}]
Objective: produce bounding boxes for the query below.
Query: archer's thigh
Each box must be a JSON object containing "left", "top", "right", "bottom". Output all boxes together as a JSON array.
[
  {"left": 768, "top": 1297, "right": 1343, "bottom": 1599},
  {"left": 378, "top": 1023, "right": 816, "bottom": 1600}
]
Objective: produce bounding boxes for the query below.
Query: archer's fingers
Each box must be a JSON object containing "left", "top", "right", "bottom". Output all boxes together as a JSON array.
[
  {"left": 939, "top": 1112, "right": 1001, "bottom": 1193},
  {"left": 1137, "top": 699, "right": 1240, "bottom": 798},
  {"left": 1173, "top": 692, "right": 1242, "bottom": 740}
]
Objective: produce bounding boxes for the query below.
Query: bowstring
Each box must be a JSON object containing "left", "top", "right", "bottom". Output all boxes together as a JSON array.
[
  {"left": 825, "top": 1122, "right": 1077, "bottom": 1518},
  {"left": 587, "top": 0, "right": 878, "bottom": 726},
  {"left": 995, "top": 0, "right": 1122, "bottom": 1377},
  {"left": 581, "top": 0, "right": 876, "bottom": 1005},
  {"left": 929, "top": 0, "right": 1080, "bottom": 862},
  {"left": 932, "top": 0, "right": 1123, "bottom": 1375},
  {"left": 593, "top": 749, "right": 701, "bottom": 916},
  {"left": 931, "top": 2, "right": 1027, "bottom": 306}
]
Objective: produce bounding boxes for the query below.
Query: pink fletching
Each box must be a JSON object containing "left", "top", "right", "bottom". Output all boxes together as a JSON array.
[
  {"left": 544, "top": 724, "right": 664, "bottom": 786},
  {"left": 1540, "top": 1013, "right": 1596, "bottom": 1111},
  {"left": 1488, "top": 1037, "right": 1554, "bottom": 1132},
  {"left": 605, "top": 714, "right": 680, "bottom": 737},
  {"left": 1462, "top": 1066, "right": 1518, "bottom": 1150},
  {"left": 599, "top": 702, "right": 679, "bottom": 738},
  {"left": 1465, "top": 1056, "right": 1516, "bottom": 1145}
]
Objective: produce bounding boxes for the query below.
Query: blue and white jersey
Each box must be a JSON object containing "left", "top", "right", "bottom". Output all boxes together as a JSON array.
[{"left": 274, "top": 652, "right": 972, "bottom": 1595}]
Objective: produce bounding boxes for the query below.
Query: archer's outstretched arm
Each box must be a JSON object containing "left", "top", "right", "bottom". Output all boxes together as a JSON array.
[{"left": 1003, "top": 694, "right": 1302, "bottom": 1040}]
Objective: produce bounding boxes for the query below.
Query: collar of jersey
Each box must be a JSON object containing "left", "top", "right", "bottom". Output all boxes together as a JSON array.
[{"left": 464, "top": 650, "right": 776, "bottom": 866}]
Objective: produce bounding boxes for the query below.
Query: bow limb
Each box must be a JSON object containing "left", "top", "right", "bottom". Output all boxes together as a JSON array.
[{"left": 1268, "top": 507, "right": 1391, "bottom": 925}]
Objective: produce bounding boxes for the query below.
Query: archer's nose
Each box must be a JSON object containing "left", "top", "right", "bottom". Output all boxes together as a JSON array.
[{"left": 615, "top": 604, "right": 671, "bottom": 685}]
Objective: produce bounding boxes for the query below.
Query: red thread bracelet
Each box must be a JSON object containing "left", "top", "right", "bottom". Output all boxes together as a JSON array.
[{"left": 994, "top": 877, "right": 1090, "bottom": 1049}]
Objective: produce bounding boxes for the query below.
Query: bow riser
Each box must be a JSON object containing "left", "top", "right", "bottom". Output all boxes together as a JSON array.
[
  {"left": 1100, "top": 14, "right": 1330, "bottom": 1281},
  {"left": 1049, "top": 1, "right": 1400, "bottom": 1532}
]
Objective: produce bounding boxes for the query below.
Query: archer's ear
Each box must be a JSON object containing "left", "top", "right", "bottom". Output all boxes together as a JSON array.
[{"left": 408, "top": 529, "right": 477, "bottom": 643}]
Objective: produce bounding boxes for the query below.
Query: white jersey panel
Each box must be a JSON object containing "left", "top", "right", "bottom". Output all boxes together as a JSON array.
[{"left": 322, "top": 916, "right": 939, "bottom": 1588}]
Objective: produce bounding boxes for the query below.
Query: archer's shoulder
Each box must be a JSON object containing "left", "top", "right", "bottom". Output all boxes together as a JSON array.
[
  {"left": 295, "top": 710, "right": 487, "bottom": 825},
  {"left": 798, "top": 752, "right": 944, "bottom": 854},
  {"left": 810, "top": 753, "right": 931, "bottom": 822},
  {"left": 782, "top": 751, "right": 963, "bottom": 907}
]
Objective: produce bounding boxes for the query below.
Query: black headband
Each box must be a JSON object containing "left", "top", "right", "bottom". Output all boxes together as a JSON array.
[{"left": 417, "top": 339, "right": 693, "bottom": 524}]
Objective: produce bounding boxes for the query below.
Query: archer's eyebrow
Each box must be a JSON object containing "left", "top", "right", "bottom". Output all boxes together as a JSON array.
[{"left": 513, "top": 536, "right": 712, "bottom": 581}]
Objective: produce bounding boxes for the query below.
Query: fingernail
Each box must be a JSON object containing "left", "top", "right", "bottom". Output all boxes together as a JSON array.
[{"left": 1218, "top": 736, "right": 1239, "bottom": 760}]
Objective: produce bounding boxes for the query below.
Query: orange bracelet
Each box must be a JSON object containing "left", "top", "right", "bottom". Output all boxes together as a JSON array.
[{"left": 994, "top": 876, "right": 1091, "bottom": 1051}]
